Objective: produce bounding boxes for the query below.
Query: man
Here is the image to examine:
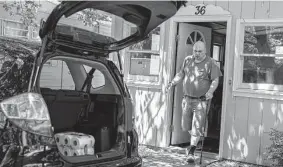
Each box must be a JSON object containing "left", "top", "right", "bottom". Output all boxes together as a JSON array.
[{"left": 166, "top": 41, "right": 222, "bottom": 163}]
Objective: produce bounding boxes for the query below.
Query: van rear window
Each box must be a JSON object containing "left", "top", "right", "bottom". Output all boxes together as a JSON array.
[{"left": 83, "top": 65, "right": 105, "bottom": 89}]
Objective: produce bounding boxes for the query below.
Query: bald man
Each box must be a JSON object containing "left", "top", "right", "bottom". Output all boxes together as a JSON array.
[{"left": 166, "top": 41, "right": 222, "bottom": 163}]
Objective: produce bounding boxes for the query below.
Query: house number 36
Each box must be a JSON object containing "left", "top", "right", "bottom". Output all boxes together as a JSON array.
[{"left": 195, "top": 5, "right": 206, "bottom": 15}]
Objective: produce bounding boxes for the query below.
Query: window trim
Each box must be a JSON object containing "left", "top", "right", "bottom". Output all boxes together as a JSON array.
[
  {"left": 233, "top": 19, "right": 283, "bottom": 98},
  {"left": 123, "top": 23, "right": 165, "bottom": 87}
]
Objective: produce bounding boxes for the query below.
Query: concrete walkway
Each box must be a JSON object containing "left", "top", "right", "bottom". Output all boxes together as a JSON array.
[{"left": 139, "top": 145, "right": 219, "bottom": 167}]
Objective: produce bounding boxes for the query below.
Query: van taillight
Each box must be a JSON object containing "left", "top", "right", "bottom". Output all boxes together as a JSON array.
[{"left": 0, "top": 93, "right": 53, "bottom": 137}]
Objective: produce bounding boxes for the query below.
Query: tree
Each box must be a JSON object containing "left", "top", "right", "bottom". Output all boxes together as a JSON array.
[
  {"left": 77, "top": 9, "right": 112, "bottom": 28},
  {"left": 3, "top": 0, "right": 112, "bottom": 30},
  {"left": 2, "top": 0, "right": 42, "bottom": 28}
]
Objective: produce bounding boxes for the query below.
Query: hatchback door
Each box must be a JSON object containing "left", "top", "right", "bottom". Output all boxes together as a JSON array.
[{"left": 39, "top": 1, "right": 186, "bottom": 53}]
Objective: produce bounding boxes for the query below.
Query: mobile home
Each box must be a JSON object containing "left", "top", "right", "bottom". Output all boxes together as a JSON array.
[{"left": 120, "top": 1, "right": 283, "bottom": 166}]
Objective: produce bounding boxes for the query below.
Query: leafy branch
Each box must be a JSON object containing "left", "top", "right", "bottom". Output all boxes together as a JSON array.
[
  {"left": 76, "top": 9, "right": 112, "bottom": 27},
  {"left": 3, "top": 1, "right": 112, "bottom": 29},
  {"left": 2, "top": 0, "right": 42, "bottom": 28}
]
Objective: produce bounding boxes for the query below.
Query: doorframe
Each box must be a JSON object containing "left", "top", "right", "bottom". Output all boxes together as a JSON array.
[{"left": 166, "top": 15, "right": 232, "bottom": 159}]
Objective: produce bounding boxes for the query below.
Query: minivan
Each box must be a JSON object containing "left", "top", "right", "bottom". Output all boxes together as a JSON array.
[{"left": 0, "top": 1, "right": 185, "bottom": 166}]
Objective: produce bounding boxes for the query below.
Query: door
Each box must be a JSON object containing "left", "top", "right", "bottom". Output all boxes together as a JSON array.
[{"left": 171, "top": 23, "right": 212, "bottom": 145}]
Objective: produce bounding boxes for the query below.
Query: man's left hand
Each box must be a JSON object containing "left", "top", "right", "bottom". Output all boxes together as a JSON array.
[{"left": 205, "top": 92, "right": 213, "bottom": 100}]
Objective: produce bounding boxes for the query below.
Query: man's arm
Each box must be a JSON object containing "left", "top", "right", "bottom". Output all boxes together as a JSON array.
[
  {"left": 170, "top": 69, "right": 185, "bottom": 86},
  {"left": 166, "top": 69, "right": 184, "bottom": 93},
  {"left": 205, "top": 59, "right": 222, "bottom": 100},
  {"left": 205, "top": 77, "right": 219, "bottom": 100},
  {"left": 166, "top": 57, "right": 189, "bottom": 92}
]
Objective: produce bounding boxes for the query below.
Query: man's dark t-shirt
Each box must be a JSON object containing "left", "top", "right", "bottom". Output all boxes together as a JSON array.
[{"left": 181, "top": 56, "right": 222, "bottom": 97}]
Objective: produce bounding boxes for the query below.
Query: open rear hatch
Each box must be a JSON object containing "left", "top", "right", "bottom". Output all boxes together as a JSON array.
[{"left": 39, "top": 1, "right": 186, "bottom": 53}]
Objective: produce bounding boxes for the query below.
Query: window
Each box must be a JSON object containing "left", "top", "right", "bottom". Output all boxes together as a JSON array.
[
  {"left": 83, "top": 65, "right": 105, "bottom": 88},
  {"left": 187, "top": 30, "right": 205, "bottom": 45},
  {"left": 58, "top": 9, "right": 126, "bottom": 40},
  {"left": 235, "top": 20, "right": 283, "bottom": 92},
  {"left": 213, "top": 45, "right": 221, "bottom": 61},
  {"left": 3, "top": 20, "right": 29, "bottom": 39},
  {"left": 129, "top": 52, "right": 159, "bottom": 76},
  {"left": 123, "top": 25, "right": 162, "bottom": 83},
  {"left": 212, "top": 44, "right": 221, "bottom": 67},
  {"left": 40, "top": 60, "right": 75, "bottom": 90}
]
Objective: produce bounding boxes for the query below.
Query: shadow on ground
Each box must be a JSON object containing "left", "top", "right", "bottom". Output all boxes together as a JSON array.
[{"left": 139, "top": 145, "right": 216, "bottom": 167}]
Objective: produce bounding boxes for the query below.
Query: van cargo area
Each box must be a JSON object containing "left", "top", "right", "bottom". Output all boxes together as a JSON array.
[{"left": 40, "top": 88, "right": 125, "bottom": 162}]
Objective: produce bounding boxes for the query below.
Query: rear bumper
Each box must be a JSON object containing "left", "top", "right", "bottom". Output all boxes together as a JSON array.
[
  {"left": 9, "top": 155, "right": 142, "bottom": 167},
  {"left": 74, "top": 155, "right": 142, "bottom": 167},
  {"left": 0, "top": 145, "right": 142, "bottom": 167}
]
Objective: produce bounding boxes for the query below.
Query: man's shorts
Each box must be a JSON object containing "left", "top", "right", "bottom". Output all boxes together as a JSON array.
[{"left": 181, "top": 96, "right": 211, "bottom": 137}]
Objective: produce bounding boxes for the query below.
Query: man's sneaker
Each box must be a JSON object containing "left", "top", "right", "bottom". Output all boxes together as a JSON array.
[
  {"left": 187, "top": 153, "right": 195, "bottom": 163},
  {"left": 185, "top": 145, "right": 196, "bottom": 156},
  {"left": 185, "top": 147, "right": 190, "bottom": 156}
]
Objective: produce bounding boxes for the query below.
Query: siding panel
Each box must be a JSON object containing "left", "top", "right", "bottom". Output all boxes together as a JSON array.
[
  {"left": 234, "top": 97, "right": 249, "bottom": 120},
  {"left": 191, "top": 1, "right": 204, "bottom": 6},
  {"left": 258, "top": 100, "right": 277, "bottom": 166},
  {"left": 228, "top": 1, "right": 242, "bottom": 18},
  {"left": 232, "top": 97, "right": 249, "bottom": 161},
  {"left": 269, "top": 1, "right": 283, "bottom": 18},
  {"left": 247, "top": 134, "right": 261, "bottom": 164},
  {"left": 246, "top": 98, "right": 263, "bottom": 164},
  {"left": 128, "top": 86, "right": 138, "bottom": 125},
  {"left": 137, "top": 87, "right": 150, "bottom": 144},
  {"left": 203, "top": 0, "right": 215, "bottom": 6},
  {"left": 241, "top": 0, "right": 256, "bottom": 19},
  {"left": 148, "top": 88, "right": 164, "bottom": 146},
  {"left": 129, "top": 86, "right": 167, "bottom": 146},
  {"left": 130, "top": 87, "right": 163, "bottom": 146},
  {"left": 145, "top": 88, "right": 158, "bottom": 146},
  {"left": 276, "top": 101, "right": 283, "bottom": 131},
  {"left": 262, "top": 99, "right": 277, "bottom": 133},
  {"left": 222, "top": 96, "right": 236, "bottom": 159},
  {"left": 254, "top": 1, "right": 270, "bottom": 19},
  {"left": 260, "top": 132, "right": 273, "bottom": 166},
  {"left": 215, "top": 0, "right": 229, "bottom": 11}
]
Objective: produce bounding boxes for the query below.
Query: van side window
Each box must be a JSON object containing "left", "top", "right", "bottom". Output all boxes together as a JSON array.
[
  {"left": 40, "top": 60, "right": 75, "bottom": 90},
  {"left": 83, "top": 65, "right": 105, "bottom": 89}
]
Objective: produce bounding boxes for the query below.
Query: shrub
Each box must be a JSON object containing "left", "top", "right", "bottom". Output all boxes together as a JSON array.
[{"left": 265, "top": 128, "right": 283, "bottom": 166}]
